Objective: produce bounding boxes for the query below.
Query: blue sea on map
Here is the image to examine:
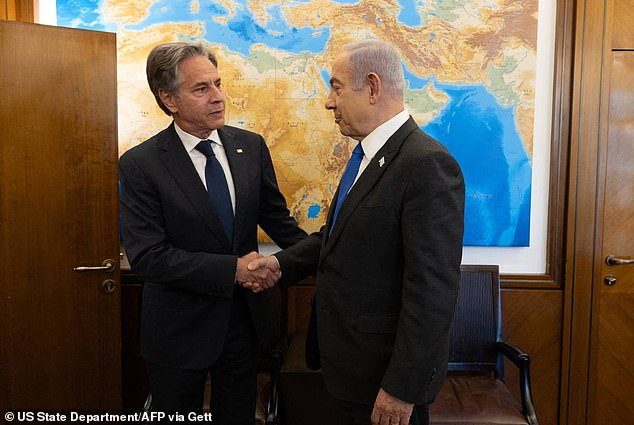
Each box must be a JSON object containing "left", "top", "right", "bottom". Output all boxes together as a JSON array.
[
  {"left": 422, "top": 83, "right": 531, "bottom": 246},
  {"left": 57, "top": 0, "right": 533, "bottom": 246}
]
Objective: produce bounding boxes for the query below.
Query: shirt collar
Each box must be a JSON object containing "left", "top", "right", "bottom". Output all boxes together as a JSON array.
[
  {"left": 174, "top": 122, "right": 222, "bottom": 153},
  {"left": 360, "top": 109, "right": 410, "bottom": 160}
]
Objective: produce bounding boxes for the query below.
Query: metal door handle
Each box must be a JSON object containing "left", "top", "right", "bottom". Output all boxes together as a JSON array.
[
  {"left": 605, "top": 255, "right": 634, "bottom": 266},
  {"left": 73, "top": 259, "right": 116, "bottom": 272}
]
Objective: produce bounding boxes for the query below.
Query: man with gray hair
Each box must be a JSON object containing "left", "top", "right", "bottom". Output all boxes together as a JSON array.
[
  {"left": 118, "top": 42, "right": 306, "bottom": 423},
  {"left": 248, "top": 39, "right": 465, "bottom": 425}
]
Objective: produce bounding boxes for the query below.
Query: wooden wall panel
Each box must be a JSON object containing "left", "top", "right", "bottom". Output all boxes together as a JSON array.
[
  {"left": 1, "top": 0, "right": 33, "bottom": 22},
  {"left": 613, "top": 0, "right": 634, "bottom": 49},
  {"left": 503, "top": 290, "right": 562, "bottom": 425},
  {"left": 287, "top": 282, "right": 316, "bottom": 336}
]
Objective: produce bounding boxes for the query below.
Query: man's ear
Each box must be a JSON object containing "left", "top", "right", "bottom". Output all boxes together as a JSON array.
[
  {"left": 367, "top": 72, "right": 381, "bottom": 105},
  {"left": 159, "top": 89, "right": 178, "bottom": 114}
]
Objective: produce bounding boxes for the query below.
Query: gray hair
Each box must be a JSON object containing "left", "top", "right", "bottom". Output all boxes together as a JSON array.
[
  {"left": 342, "top": 40, "right": 405, "bottom": 99},
  {"left": 146, "top": 42, "right": 218, "bottom": 116}
]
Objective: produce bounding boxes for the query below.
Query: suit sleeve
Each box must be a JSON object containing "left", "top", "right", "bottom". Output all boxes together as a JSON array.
[
  {"left": 381, "top": 148, "right": 465, "bottom": 404},
  {"left": 274, "top": 229, "right": 323, "bottom": 285},
  {"left": 118, "top": 153, "right": 237, "bottom": 296},
  {"left": 257, "top": 136, "right": 308, "bottom": 248}
]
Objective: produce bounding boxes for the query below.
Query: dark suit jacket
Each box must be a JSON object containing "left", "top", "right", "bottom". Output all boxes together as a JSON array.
[
  {"left": 119, "top": 123, "right": 306, "bottom": 370},
  {"left": 276, "top": 117, "right": 465, "bottom": 406}
]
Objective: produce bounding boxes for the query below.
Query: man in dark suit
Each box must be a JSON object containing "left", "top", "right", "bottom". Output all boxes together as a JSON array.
[
  {"left": 118, "top": 42, "right": 306, "bottom": 423},
  {"left": 247, "top": 40, "right": 465, "bottom": 425}
]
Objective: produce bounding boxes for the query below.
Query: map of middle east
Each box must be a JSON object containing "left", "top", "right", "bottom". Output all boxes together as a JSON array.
[{"left": 58, "top": 0, "right": 537, "bottom": 246}]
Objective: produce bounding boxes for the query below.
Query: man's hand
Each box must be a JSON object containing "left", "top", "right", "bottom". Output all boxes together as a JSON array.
[
  {"left": 236, "top": 252, "right": 280, "bottom": 292},
  {"left": 239, "top": 255, "right": 281, "bottom": 293},
  {"left": 371, "top": 388, "right": 414, "bottom": 425}
]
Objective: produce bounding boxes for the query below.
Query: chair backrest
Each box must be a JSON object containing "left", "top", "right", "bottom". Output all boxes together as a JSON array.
[{"left": 447, "top": 265, "right": 502, "bottom": 377}]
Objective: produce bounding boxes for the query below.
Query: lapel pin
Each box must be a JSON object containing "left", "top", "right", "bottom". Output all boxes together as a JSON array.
[
  {"left": 379, "top": 156, "right": 385, "bottom": 167},
  {"left": 236, "top": 148, "right": 244, "bottom": 154}
]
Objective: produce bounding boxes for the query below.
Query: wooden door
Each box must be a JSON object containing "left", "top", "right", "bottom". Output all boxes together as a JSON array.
[
  {"left": 587, "top": 51, "right": 634, "bottom": 424},
  {"left": 0, "top": 21, "right": 121, "bottom": 409},
  {"left": 581, "top": 0, "right": 634, "bottom": 422}
]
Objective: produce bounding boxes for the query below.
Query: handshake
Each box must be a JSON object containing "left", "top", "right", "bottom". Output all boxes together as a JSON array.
[{"left": 236, "top": 252, "right": 281, "bottom": 293}]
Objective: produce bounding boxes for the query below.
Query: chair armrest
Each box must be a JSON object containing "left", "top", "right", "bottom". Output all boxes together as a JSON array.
[
  {"left": 497, "top": 340, "right": 529, "bottom": 367},
  {"left": 496, "top": 341, "right": 539, "bottom": 425}
]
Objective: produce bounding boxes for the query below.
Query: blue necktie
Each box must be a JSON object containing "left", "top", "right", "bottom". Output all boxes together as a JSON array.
[
  {"left": 330, "top": 142, "right": 364, "bottom": 234},
  {"left": 196, "top": 140, "right": 234, "bottom": 242}
]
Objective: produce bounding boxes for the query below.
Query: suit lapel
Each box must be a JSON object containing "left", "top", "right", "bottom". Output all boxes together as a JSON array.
[
  {"left": 158, "top": 124, "right": 232, "bottom": 249},
  {"left": 219, "top": 127, "right": 249, "bottom": 248},
  {"left": 320, "top": 118, "right": 419, "bottom": 262}
]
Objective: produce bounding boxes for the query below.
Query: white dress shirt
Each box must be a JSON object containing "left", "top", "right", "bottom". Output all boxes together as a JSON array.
[
  {"left": 351, "top": 108, "right": 410, "bottom": 188},
  {"left": 175, "top": 123, "right": 236, "bottom": 213}
]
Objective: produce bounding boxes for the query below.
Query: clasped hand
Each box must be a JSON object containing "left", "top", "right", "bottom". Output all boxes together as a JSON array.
[{"left": 236, "top": 252, "right": 280, "bottom": 293}]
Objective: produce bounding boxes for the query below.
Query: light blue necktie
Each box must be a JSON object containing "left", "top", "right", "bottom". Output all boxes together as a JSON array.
[
  {"left": 330, "top": 142, "right": 364, "bottom": 234},
  {"left": 196, "top": 140, "right": 234, "bottom": 242}
]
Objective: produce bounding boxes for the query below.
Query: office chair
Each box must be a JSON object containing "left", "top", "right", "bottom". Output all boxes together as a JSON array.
[{"left": 430, "top": 265, "right": 539, "bottom": 425}]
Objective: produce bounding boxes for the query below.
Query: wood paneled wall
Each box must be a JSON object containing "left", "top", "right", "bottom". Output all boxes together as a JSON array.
[
  {"left": 1, "top": 0, "right": 33, "bottom": 22},
  {"left": 503, "top": 290, "right": 562, "bottom": 425},
  {"left": 613, "top": 0, "right": 634, "bottom": 49}
]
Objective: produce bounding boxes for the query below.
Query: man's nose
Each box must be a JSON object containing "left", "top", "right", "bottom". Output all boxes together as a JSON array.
[
  {"left": 209, "top": 86, "right": 224, "bottom": 102},
  {"left": 325, "top": 94, "right": 335, "bottom": 110}
]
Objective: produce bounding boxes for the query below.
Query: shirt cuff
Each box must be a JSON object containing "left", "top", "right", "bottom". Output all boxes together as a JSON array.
[{"left": 272, "top": 254, "right": 282, "bottom": 279}]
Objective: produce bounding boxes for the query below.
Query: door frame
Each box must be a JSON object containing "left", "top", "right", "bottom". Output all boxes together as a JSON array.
[{"left": 560, "top": 0, "right": 617, "bottom": 423}]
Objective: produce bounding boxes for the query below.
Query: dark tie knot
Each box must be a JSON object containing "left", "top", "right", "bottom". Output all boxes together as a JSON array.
[{"left": 195, "top": 140, "right": 216, "bottom": 158}]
